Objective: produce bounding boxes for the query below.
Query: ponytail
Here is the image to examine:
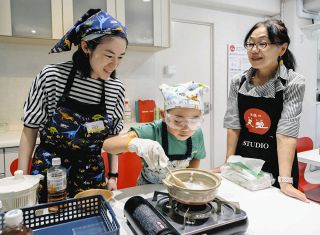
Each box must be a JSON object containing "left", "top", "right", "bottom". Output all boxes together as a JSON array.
[{"left": 282, "top": 49, "right": 296, "bottom": 71}]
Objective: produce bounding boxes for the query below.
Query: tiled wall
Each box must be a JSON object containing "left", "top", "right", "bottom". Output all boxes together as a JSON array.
[{"left": 0, "top": 41, "right": 72, "bottom": 130}]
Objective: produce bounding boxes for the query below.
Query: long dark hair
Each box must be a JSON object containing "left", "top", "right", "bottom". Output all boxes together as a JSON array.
[
  {"left": 244, "top": 19, "right": 296, "bottom": 71},
  {"left": 72, "top": 33, "right": 128, "bottom": 78}
]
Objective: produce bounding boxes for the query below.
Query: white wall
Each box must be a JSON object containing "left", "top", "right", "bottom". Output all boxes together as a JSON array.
[
  {"left": 0, "top": 2, "right": 266, "bottom": 167},
  {"left": 4, "top": 1, "right": 317, "bottom": 167},
  {"left": 0, "top": 42, "right": 72, "bottom": 130},
  {"left": 282, "top": 0, "right": 319, "bottom": 146},
  {"left": 170, "top": 3, "right": 264, "bottom": 166}
]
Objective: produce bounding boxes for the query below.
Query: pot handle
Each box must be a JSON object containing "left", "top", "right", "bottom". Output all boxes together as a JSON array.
[{"left": 162, "top": 179, "right": 174, "bottom": 188}]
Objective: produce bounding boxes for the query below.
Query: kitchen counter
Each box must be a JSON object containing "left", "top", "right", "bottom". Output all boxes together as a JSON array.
[
  {"left": 0, "top": 130, "right": 25, "bottom": 148},
  {"left": 298, "top": 148, "right": 320, "bottom": 167},
  {"left": 111, "top": 178, "right": 320, "bottom": 235}
]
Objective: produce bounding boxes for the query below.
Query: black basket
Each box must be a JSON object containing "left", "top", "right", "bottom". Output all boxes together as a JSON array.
[{"left": 0, "top": 195, "right": 119, "bottom": 235}]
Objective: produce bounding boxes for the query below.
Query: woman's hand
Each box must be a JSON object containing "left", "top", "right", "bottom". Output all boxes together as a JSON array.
[
  {"left": 212, "top": 166, "right": 223, "bottom": 173},
  {"left": 106, "top": 177, "right": 117, "bottom": 191},
  {"left": 280, "top": 183, "right": 309, "bottom": 202}
]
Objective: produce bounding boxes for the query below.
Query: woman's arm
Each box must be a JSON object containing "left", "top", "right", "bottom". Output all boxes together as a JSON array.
[
  {"left": 226, "top": 128, "right": 240, "bottom": 160},
  {"left": 18, "top": 126, "right": 38, "bottom": 174},
  {"left": 212, "top": 128, "right": 240, "bottom": 173},
  {"left": 106, "top": 153, "right": 118, "bottom": 190},
  {"left": 276, "top": 134, "right": 308, "bottom": 202},
  {"left": 276, "top": 134, "right": 296, "bottom": 178},
  {"left": 103, "top": 131, "right": 137, "bottom": 188},
  {"left": 103, "top": 131, "right": 138, "bottom": 154}
]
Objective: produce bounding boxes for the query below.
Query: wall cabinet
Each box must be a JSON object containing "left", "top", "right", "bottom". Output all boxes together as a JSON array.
[
  {"left": 63, "top": 0, "right": 170, "bottom": 47},
  {"left": 124, "top": 0, "right": 170, "bottom": 47},
  {"left": 62, "top": 0, "right": 124, "bottom": 36},
  {"left": 0, "top": 0, "right": 63, "bottom": 39},
  {"left": 0, "top": 0, "right": 170, "bottom": 48}
]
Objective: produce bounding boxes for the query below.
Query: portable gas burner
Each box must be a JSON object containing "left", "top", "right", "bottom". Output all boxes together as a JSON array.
[{"left": 124, "top": 191, "right": 248, "bottom": 235}]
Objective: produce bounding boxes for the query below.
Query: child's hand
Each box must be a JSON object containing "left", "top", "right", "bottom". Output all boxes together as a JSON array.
[
  {"left": 106, "top": 177, "right": 117, "bottom": 191},
  {"left": 128, "top": 138, "right": 169, "bottom": 169}
]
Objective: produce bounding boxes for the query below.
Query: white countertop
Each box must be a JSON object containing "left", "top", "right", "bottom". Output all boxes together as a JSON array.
[
  {"left": 298, "top": 148, "right": 320, "bottom": 167},
  {"left": 0, "top": 130, "right": 24, "bottom": 148},
  {"left": 0, "top": 122, "right": 145, "bottom": 148},
  {"left": 111, "top": 178, "right": 320, "bottom": 235}
]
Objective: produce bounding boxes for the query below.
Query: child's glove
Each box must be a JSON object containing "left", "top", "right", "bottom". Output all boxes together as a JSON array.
[{"left": 128, "top": 138, "right": 169, "bottom": 169}]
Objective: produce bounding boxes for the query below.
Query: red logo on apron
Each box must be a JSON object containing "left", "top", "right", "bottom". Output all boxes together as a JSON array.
[{"left": 244, "top": 108, "right": 271, "bottom": 135}]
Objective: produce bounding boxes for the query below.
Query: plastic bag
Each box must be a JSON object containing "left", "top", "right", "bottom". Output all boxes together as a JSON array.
[{"left": 221, "top": 155, "right": 275, "bottom": 191}]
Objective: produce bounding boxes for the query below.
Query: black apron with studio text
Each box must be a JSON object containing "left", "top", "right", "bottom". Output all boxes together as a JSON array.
[{"left": 235, "top": 76, "right": 298, "bottom": 188}]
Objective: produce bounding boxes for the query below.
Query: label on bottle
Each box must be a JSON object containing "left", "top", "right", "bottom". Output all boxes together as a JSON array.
[{"left": 47, "top": 175, "right": 66, "bottom": 192}]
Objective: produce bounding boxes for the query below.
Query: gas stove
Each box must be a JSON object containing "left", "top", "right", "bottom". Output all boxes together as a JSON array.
[{"left": 124, "top": 191, "right": 248, "bottom": 235}]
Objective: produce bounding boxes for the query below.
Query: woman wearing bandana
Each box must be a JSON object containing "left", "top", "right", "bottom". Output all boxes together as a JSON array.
[
  {"left": 222, "top": 20, "right": 308, "bottom": 202},
  {"left": 18, "top": 9, "right": 127, "bottom": 202}
]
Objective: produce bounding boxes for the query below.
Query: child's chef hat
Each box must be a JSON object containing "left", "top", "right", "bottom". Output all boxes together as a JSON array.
[{"left": 160, "top": 81, "right": 209, "bottom": 112}]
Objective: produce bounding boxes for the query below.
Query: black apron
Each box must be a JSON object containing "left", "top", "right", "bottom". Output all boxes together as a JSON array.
[
  {"left": 161, "top": 122, "right": 192, "bottom": 161},
  {"left": 31, "top": 66, "right": 112, "bottom": 202},
  {"left": 235, "top": 76, "right": 299, "bottom": 188}
]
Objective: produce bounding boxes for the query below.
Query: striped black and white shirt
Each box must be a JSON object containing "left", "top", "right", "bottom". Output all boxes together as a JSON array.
[
  {"left": 224, "top": 64, "right": 305, "bottom": 137},
  {"left": 23, "top": 61, "right": 125, "bottom": 135}
]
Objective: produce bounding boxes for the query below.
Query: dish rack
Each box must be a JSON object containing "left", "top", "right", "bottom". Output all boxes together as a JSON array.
[{"left": 0, "top": 195, "right": 120, "bottom": 235}]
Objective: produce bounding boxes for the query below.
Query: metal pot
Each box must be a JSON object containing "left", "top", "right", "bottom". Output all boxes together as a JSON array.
[{"left": 162, "top": 168, "right": 221, "bottom": 205}]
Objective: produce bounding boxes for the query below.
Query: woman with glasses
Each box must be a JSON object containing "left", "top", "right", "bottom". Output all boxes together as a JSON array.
[
  {"left": 222, "top": 19, "right": 307, "bottom": 202},
  {"left": 103, "top": 81, "right": 208, "bottom": 185}
]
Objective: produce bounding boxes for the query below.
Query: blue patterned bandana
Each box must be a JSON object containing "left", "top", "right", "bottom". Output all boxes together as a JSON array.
[
  {"left": 50, "top": 9, "right": 127, "bottom": 53},
  {"left": 160, "top": 81, "right": 209, "bottom": 112}
]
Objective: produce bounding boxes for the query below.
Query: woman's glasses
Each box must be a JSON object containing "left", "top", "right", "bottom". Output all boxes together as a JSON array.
[
  {"left": 244, "top": 41, "right": 278, "bottom": 50},
  {"left": 165, "top": 112, "right": 204, "bottom": 131}
]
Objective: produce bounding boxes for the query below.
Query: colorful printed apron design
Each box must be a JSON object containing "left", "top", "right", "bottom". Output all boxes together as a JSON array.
[
  {"left": 235, "top": 76, "right": 298, "bottom": 188},
  {"left": 137, "top": 121, "right": 192, "bottom": 185},
  {"left": 31, "top": 66, "right": 112, "bottom": 202}
]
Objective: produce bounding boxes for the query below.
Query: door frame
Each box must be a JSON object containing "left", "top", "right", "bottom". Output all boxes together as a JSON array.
[{"left": 171, "top": 18, "right": 215, "bottom": 168}]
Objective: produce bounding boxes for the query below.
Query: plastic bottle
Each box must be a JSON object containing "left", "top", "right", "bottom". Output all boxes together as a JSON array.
[
  {"left": 2, "top": 209, "right": 33, "bottom": 235},
  {"left": 124, "top": 99, "right": 132, "bottom": 123},
  {"left": 47, "top": 158, "right": 67, "bottom": 206}
]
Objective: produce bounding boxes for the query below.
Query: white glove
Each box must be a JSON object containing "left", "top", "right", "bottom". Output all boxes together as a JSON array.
[{"left": 128, "top": 138, "right": 169, "bottom": 170}]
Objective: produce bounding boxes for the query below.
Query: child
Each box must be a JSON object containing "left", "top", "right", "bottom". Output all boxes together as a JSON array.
[{"left": 103, "top": 81, "right": 208, "bottom": 186}]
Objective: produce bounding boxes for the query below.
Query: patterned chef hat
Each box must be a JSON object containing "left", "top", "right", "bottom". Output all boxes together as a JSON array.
[
  {"left": 159, "top": 81, "right": 209, "bottom": 112},
  {"left": 50, "top": 9, "right": 127, "bottom": 53}
]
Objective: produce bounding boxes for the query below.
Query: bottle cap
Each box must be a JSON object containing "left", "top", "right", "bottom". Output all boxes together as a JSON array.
[
  {"left": 4, "top": 209, "right": 23, "bottom": 228},
  {"left": 52, "top": 158, "right": 61, "bottom": 166}
]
